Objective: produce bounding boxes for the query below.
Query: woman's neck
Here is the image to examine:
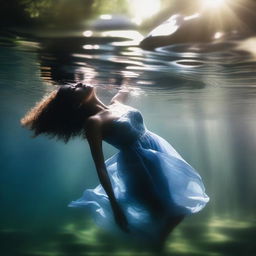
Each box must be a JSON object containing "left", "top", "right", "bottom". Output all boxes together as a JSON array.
[{"left": 83, "top": 93, "right": 108, "bottom": 115}]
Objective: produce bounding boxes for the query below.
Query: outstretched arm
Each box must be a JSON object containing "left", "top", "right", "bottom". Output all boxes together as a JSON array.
[
  {"left": 85, "top": 117, "right": 129, "bottom": 232},
  {"left": 110, "top": 87, "right": 130, "bottom": 104}
]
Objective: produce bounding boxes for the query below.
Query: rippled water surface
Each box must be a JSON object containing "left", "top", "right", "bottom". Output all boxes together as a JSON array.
[{"left": 0, "top": 31, "right": 256, "bottom": 256}]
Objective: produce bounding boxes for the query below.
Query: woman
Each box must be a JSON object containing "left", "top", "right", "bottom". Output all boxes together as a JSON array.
[{"left": 21, "top": 83, "right": 209, "bottom": 246}]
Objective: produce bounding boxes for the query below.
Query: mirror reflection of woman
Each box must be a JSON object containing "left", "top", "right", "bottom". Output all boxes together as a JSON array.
[{"left": 21, "top": 83, "right": 209, "bottom": 249}]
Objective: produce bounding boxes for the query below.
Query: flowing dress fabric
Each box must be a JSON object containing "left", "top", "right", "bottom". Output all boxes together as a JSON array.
[{"left": 69, "top": 108, "right": 209, "bottom": 239}]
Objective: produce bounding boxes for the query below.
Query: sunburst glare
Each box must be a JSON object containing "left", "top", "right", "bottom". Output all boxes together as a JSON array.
[
  {"left": 203, "top": 0, "right": 226, "bottom": 9},
  {"left": 196, "top": 0, "right": 251, "bottom": 33},
  {"left": 129, "top": 0, "right": 161, "bottom": 25}
]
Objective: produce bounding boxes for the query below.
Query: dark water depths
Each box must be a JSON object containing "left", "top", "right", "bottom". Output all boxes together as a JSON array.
[{"left": 0, "top": 30, "right": 256, "bottom": 256}]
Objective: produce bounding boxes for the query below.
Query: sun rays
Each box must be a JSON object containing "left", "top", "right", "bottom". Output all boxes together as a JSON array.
[{"left": 197, "top": 0, "right": 254, "bottom": 36}]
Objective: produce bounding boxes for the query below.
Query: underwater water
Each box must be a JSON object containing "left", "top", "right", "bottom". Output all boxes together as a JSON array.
[{"left": 0, "top": 31, "right": 256, "bottom": 256}]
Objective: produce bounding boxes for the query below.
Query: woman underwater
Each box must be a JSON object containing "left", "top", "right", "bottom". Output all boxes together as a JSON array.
[{"left": 21, "top": 83, "right": 209, "bottom": 247}]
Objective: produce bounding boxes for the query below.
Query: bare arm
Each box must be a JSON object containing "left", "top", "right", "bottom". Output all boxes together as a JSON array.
[
  {"left": 85, "top": 117, "right": 128, "bottom": 231},
  {"left": 110, "top": 87, "right": 130, "bottom": 104},
  {"left": 86, "top": 117, "right": 117, "bottom": 205}
]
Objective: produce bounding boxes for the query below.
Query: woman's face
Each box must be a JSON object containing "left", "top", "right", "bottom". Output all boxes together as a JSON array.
[{"left": 59, "top": 83, "right": 94, "bottom": 103}]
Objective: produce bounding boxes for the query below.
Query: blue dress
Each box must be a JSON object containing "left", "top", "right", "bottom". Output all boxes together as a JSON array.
[{"left": 69, "top": 107, "right": 209, "bottom": 240}]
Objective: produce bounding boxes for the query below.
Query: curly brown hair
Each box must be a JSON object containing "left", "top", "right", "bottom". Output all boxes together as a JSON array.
[{"left": 21, "top": 88, "right": 91, "bottom": 142}]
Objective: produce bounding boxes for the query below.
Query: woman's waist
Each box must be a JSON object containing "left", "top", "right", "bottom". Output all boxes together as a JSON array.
[
  {"left": 128, "top": 129, "right": 153, "bottom": 148},
  {"left": 104, "top": 129, "right": 150, "bottom": 149}
]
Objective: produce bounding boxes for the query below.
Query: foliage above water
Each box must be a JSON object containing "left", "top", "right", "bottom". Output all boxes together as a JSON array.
[{"left": 0, "top": 0, "right": 131, "bottom": 28}]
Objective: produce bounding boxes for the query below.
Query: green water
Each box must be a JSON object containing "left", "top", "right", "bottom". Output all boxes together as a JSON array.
[{"left": 0, "top": 34, "right": 256, "bottom": 256}]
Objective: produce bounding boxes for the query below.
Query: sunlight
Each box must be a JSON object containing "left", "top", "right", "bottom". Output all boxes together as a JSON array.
[
  {"left": 83, "top": 30, "right": 93, "bottom": 37},
  {"left": 203, "top": 0, "right": 226, "bottom": 9},
  {"left": 214, "top": 31, "right": 224, "bottom": 39},
  {"left": 198, "top": 0, "right": 245, "bottom": 33},
  {"left": 129, "top": 0, "right": 161, "bottom": 25},
  {"left": 236, "top": 37, "right": 256, "bottom": 59},
  {"left": 100, "top": 14, "right": 112, "bottom": 20},
  {"left": 102, "top": 30, "right": 143, "bottom": 41}
]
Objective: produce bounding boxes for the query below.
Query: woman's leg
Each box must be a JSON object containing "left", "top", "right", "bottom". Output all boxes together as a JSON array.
[{"left": 154, "top": 215, "right": 185, "bottom": 252}]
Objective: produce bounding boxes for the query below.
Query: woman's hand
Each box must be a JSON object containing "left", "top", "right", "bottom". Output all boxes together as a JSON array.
[{"left": 112, "top": 203, "right": 129, "bottom": 233}]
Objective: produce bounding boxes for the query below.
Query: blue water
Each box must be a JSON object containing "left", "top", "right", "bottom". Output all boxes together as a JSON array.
[{"left": 0, "top": 31, "right": 256, "bottom": 256}]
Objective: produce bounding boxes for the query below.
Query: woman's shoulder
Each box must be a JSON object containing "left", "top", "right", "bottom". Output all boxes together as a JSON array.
[
  {"left": 84, "top": 107, "right": 116, "bottom": 131},
  {"left": 86, "top": 103, "right": 138, "bottom": 127},
  {"left": 85, "top": 115, "right": 103, "bottom": 136}
]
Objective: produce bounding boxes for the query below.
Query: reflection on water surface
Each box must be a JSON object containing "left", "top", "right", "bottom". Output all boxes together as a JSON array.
[{"left": 0, "top": 31, "right": 256, "bottom": 255}]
